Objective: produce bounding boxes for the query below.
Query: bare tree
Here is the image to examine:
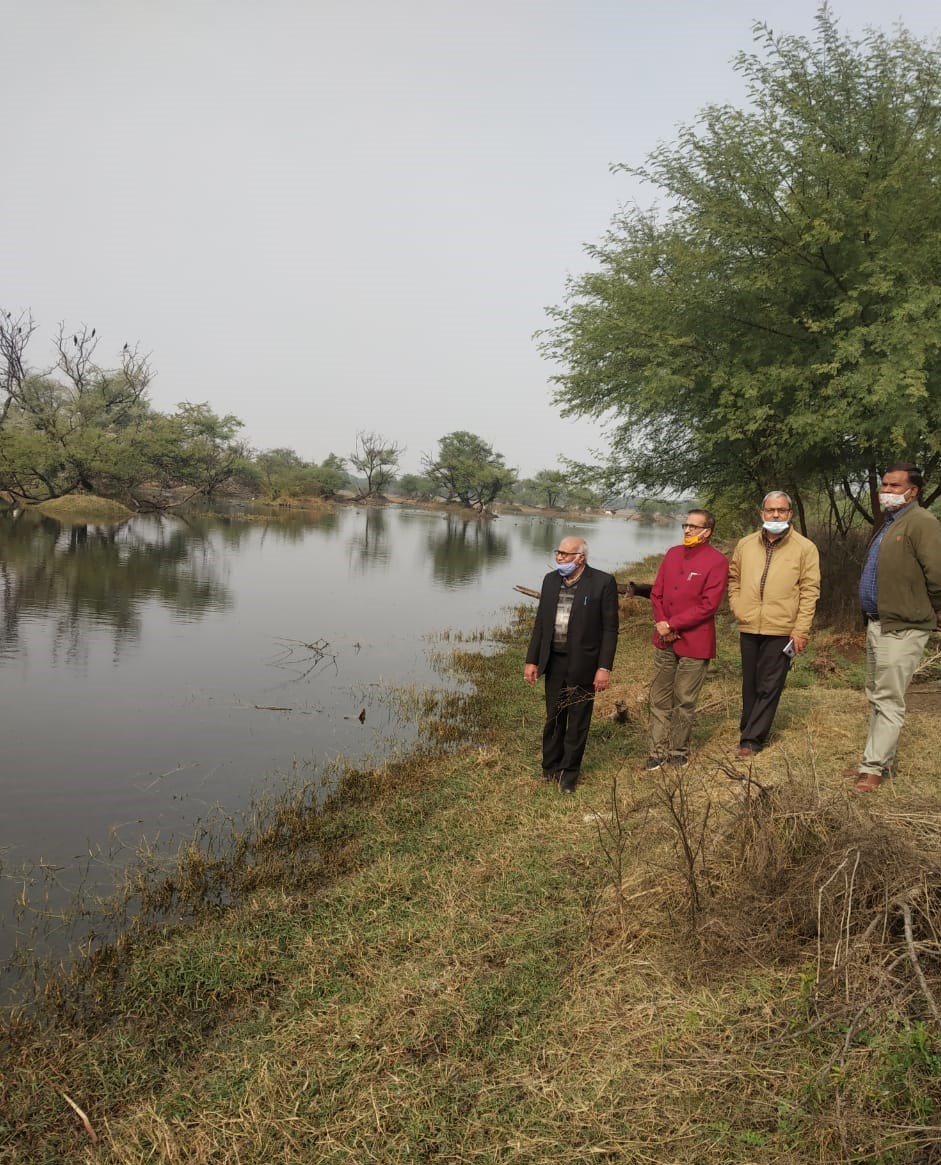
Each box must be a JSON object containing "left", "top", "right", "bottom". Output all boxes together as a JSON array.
[
  {"left": 53, "top": 323, "right": 151, "bottom": 427},
  {"left": 349, "top": 430, "right": 404, "bottom": 499},
  {"left": 0, "top": 308, "right": 37, "bottom": 425}
]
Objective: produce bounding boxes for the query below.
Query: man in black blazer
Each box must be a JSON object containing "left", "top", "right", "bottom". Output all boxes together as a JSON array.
[{"left": 523, "top": 535, "right": 619, "bottom": 792}]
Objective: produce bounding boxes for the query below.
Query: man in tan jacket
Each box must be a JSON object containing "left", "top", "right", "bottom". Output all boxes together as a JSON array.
[{"left": 727, "top": 491, "right": 821, "bottom": 757}]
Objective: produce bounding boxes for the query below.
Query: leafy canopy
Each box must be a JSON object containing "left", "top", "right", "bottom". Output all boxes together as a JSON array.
[
  {"left": 422, "top": 431, "right": 517, "bottom": 509},
  {"left": 541, "top": 8, "right": 941, "bottom": 524}
]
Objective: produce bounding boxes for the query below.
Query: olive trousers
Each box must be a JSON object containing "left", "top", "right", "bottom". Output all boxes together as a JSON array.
[{"left": 648, "top": 647, "right": 710, "bottom": 759}]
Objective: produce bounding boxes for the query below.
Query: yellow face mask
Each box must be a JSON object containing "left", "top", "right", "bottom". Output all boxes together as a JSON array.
[{"left": 683, "top": 531, "right": 707, "bottom": 547}]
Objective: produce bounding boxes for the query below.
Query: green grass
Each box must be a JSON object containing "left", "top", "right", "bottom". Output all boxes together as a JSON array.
[{"left": 3, "top": 594, "right": 941, "bottom": 1163}]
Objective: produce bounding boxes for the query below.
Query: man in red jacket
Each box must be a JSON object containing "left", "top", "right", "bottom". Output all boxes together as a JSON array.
[{"left": 646, "top": 509, "right": 729, "bottom": 769}]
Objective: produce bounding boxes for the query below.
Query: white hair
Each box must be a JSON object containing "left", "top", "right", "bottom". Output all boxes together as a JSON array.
[{"left": 761, "top": 491, "right": 792, "bottom": 509}]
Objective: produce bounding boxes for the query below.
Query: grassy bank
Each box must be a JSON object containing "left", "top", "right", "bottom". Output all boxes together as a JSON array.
[
  {"left": 34, "top": 495, "right": 134, "bottom": 523},
  {"left": 3, "top": 576, "right": 941, "bottom": 1163}
]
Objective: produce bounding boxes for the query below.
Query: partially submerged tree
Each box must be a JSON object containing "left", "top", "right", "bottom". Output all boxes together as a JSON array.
[
  {"left": 0, "top": 311, "right": 251, "bottom": 505},
  {"left": 146, "top": 403, "right": 250, "bottom": 500},
  {"left": 349, "top": 431, "right": 403, "bottom": 499},
  {"left": 422, "top": 431, "right": 517, "bottom": 510},
  {"left": 541, "top": 8, "right": 941, "bottom": 529}
]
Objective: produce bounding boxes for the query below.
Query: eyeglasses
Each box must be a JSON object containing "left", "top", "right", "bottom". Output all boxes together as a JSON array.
[
  {"left": 681, "top": 523, "right": 707, "bottom": 531},
  {"left": 554, "top": 549, "right": 580, "bottom": 559}
]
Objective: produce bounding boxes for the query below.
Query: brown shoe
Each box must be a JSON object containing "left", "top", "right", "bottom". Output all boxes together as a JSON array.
[
  {"left": 736, "top": 746, "right": 757, "bottom": 758},
  {"left": 854, "top": 771, "right": 883, "bottom": 793},
  {"left": 842, "top": 766, "right": 860, "bottom": 778}
]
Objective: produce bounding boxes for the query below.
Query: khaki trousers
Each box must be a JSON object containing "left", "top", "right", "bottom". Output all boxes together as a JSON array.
[
  {"left": 648, "top": 647, "right": 710, "bottom": 759},
  {"left": 860, "top": 620, "right": 930, "bottom": 776}
]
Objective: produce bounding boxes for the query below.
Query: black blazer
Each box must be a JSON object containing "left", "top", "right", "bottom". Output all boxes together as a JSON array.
[{"left": 525, "top": 564, "right": 619, "bottom": 687}]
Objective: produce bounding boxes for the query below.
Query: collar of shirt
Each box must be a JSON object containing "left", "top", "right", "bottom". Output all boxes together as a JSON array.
[{"left": 883, "top": 499, "right": 916, "bottom": 523}]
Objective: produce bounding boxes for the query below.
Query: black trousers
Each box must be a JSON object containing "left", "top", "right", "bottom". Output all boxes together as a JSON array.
[
  {"left": 542, "top": 651, "right": 596, "bottom": 777},
  {"left": 739, "top": 632, "right": 793, "bottom": 749}
]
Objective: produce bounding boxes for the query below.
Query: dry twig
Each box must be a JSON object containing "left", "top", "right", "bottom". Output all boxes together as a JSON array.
[{"left": 62, "top": 1092, "right": 97, "bottom": 1143}]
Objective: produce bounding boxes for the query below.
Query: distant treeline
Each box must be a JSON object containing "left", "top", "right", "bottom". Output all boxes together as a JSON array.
[{"left": 0, "top": 324, "right": 629, "bottom": 513}]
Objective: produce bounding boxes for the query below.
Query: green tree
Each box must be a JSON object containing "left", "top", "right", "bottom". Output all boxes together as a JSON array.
[
  {"left": 146, "top": 403, "right": 250, "bottom": 499},
  {"left": 311, "top": 453, "right": 349, "bottom": 499},
  {"left": 541, "top": 9, "right": 941, "bottom": 531},
  {"left": 256, "top": 447, "right": 313, "bottom": 498},
  {"left": 253, "top": 450, "right": 348, "bottom": 500},
  {"left": 422, "top": 431, "right": 517, "bottom": 510},
  {"left": 349, "top": 431, "right": 403, "bottom": 498},
  {"left": 529, "top": 469, "right": 569, "bottom": 509},
  {"left": 395, "top": 472, "right": 437, "bottom": 501},
  {"left": 566, "top": 483, "right": 602, "bottom": 511},
  {"left": 0, "top": 314, "right": 153, "bottom": 500}
]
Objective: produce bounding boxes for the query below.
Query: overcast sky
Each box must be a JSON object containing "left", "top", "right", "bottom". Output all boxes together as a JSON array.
[{"left": 4, "top": 1, "right": 939, "bottom": 477}]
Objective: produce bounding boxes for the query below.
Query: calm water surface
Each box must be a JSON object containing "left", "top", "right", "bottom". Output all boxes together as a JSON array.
[{"left": 0, "top": 504, "right": 674, "bottom": 957}]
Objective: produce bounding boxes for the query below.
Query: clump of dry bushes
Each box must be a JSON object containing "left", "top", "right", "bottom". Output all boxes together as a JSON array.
[{"left": 599, "top": 755, "right": 941, "bottom": 1054}]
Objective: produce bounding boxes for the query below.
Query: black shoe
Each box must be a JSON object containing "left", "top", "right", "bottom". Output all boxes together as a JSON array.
[
  {"left": 644, "top": 756, "right": 664, "bottom": 771},
  {"left": 668, "top": 755, "right": 689, "bottom": 767},
  {"left": 558, "top": 771, "right": 578, "bottom": 793}
]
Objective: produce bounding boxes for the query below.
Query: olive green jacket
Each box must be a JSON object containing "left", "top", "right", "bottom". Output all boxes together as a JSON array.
[
  {"left": 728, "top": 527, "right": 820, "bottom": 638},
  {"left": 874, "top": 504, "right": 941, "bottom": 633}
]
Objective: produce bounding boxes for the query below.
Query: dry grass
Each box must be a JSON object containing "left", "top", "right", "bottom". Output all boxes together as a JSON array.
[{"left": 3, "top": 600, "right": 941, "bottom": 1164}]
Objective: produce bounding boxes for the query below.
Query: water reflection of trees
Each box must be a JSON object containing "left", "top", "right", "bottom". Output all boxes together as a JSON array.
[
  {"left": 512, "top": 518, "right": 612, "bottom": 565},
  {"left": 347, "top": 506, "right": 390, "bottom": 574},
  {"left": 427, "top": 515, "right": 509, "bottom": 586},
  {"left": 0, "top": 510, "right": 232, "bottom": 659}
]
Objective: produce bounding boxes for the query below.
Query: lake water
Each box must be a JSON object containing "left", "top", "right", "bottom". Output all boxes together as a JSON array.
[{"left": 0, "top": 503, "right": 675, "bottom": 966}]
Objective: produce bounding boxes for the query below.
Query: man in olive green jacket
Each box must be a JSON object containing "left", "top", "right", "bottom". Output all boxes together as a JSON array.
[
  {"left": 851, "top": 463, "right": 941, "bottom": 792},
  {"left": 728, "top": 491, "right": 821, "bottom": 757}
]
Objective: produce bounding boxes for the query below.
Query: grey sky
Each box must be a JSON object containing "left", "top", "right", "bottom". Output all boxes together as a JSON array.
[{"left": 5, "top": 1, "right": 939, "bottom": 478}]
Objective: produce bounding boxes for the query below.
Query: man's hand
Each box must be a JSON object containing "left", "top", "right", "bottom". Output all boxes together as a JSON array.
[
  {"left": 791, "top": 634, "right": 808, "bottom": 655},
  {"left": 523, "top": 663, "right": 539, "bottom": 685},
  {"left": 593, "top": 668, "right": 610, "bottom": 693},
  {"left": 655, "top": 620, "right": 678, "bottom": 644}
]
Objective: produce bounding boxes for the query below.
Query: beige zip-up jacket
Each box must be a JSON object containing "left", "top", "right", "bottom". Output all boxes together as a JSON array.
[{"left": 728, "top": 527, "right": 820, "bottom": 638}]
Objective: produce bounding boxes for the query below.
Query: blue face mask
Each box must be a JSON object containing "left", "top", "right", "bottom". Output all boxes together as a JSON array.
[
  {"left": 763, "top": 520, "right": 789, "bottom": 535},
  {"left": 556, "top": 559, "right": 579, "bottom": 577}
]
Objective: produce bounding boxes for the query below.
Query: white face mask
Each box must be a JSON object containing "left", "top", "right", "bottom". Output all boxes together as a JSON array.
[
  {"left": 762, "top": 520, "right": 789, "bottom": 535},
  {"left": 879, "top": 490, "right": 911, "bottom": 511}
]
